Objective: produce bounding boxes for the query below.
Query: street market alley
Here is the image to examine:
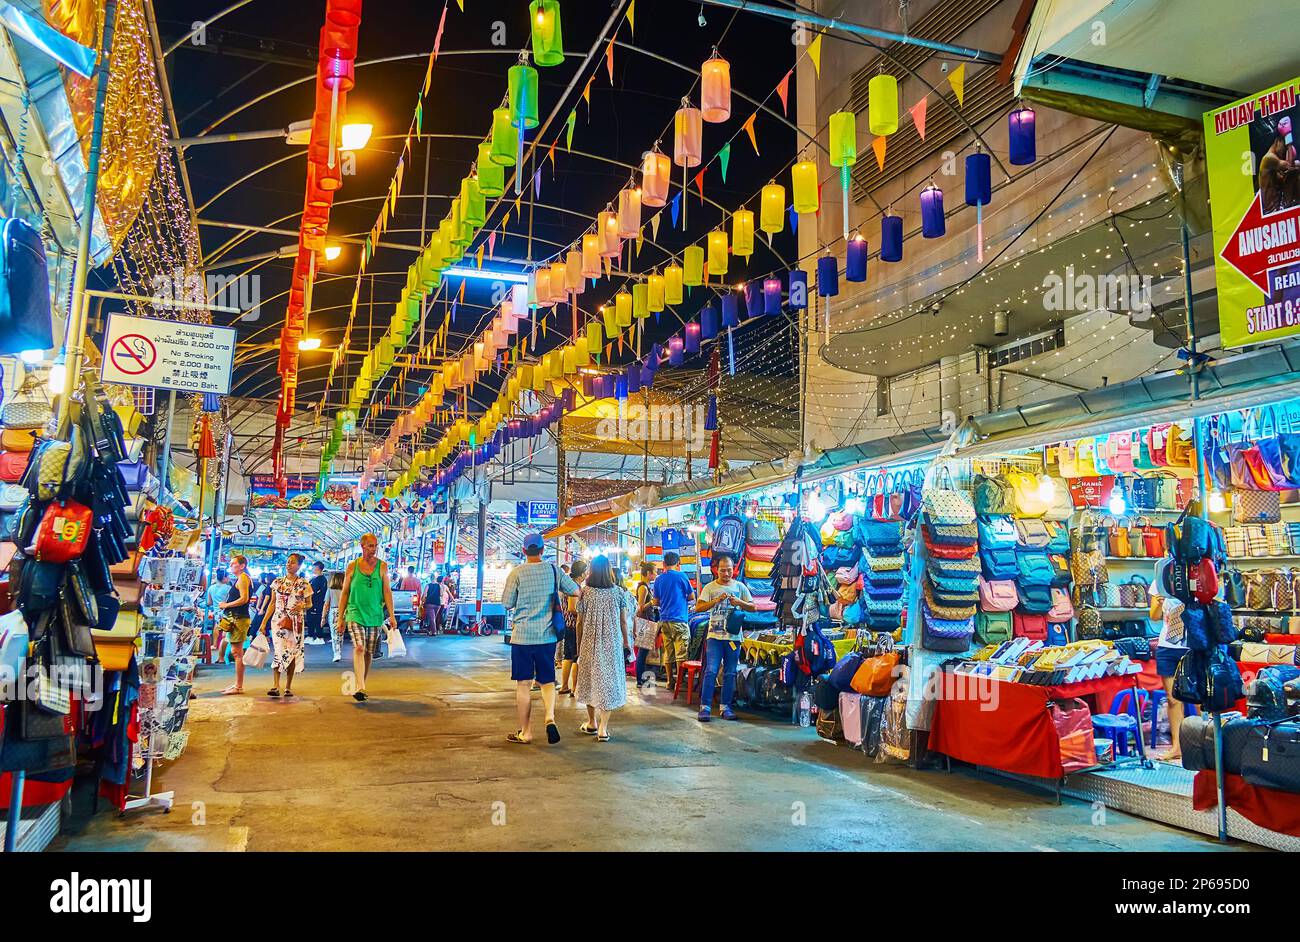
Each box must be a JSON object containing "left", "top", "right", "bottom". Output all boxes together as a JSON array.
[{"left": 53, "top": 637, "right": 1239, "bottom": 852}]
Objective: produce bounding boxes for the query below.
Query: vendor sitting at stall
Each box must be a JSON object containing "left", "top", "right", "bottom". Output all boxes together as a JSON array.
[{"left": 694, "top": 553, "right": 756, "bottom": 723}]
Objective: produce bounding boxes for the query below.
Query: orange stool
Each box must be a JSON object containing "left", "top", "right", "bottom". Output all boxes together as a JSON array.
[{"left": 674, "top": 659, "right": 704, "bottom": 704}]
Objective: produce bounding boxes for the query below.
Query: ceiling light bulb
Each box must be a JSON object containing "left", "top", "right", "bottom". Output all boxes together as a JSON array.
[
  {"left": 47, "top": 362, "right": 66, "bottom": 396},
  {"left": 324, "top": 245, "right": 342, "bottom": 261},
  {"left": 340, "top": 123, "right": 373, "bottom": 151},
  {"left": 298, "top": 337, "right": 322, "bottom": 351},
  {"left": 19, "top": 349, "right": 43, "bottom": 364}
]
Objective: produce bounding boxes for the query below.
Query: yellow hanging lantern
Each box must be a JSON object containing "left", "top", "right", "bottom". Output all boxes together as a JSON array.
[
  {"left": 549, "top": 261, "right": 567, "bottom": 301},
  {"left": 868, "top": 73, "right": 899, "bottom": 136},
  {"left": 533, "top": 267, "right": 553, "bottom": 307},
  {"left": 562, "top": 345, "right": 577, "bottom": 374},
  {"left": 615, "top": 290, "right": 633, "bottom": 327},
  {"left": 598, "top": 210, "right": 621, "bottom": 257},
  {"left": 641, "top": 148, "right": 671, "bottom": 207},
  {"left": 683, "top": 245, "right": 704, "bottom": 286},
  {"left": 791, "top": 161, "right": 819, "bottom": 214},
  {"left": 530, "top": 363, "right": 545, "bottom": 391},
  {"left": 700, "top": 54, "right": 731, "bottom": 123},
  {"left": 664, "top": 263, "right": 684, "bottom": 305},
  {"left": 601, "top": 304, "right": 617, "bottom": 337},
  {"left": 632, "top": 282, "right": 648, "bottom": 319},
  {"left": 760, "top": 182, "right": 785, "bottom": 234},
  {"left": 565, "top": 249, "right": 585, "bottom": 294},
  {"left": 586, "top": 320, "right": 603, "bottom": 354},
  {"left": 829, "top": 111, "right": 858, "bottom": 169},
  {"left": 575, "top": 340, "right": 590, "bottom": 367},
  {"left": 617, "top": 185, "right": 641, "bottom": 239},
  {"left": 581, "top": 233, "right": 601, "bottom": 279},
  {"left": 732, "top": 209, "right": 755, "bottom": 258},
  {"left": 707, "top": 230, "right": 728, "bottom": 276},
  {"left": 648, "top": 272, "right": 665, "bottom": 312}
]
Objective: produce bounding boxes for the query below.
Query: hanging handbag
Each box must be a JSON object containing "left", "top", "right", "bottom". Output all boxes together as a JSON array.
[
  {"left": 977, "top": 576, "right": 1018, "bottom": 612},
  {"left": 33, "top": 499, "right": 92, "bottom": 563},
  {"left": 1166, "top": 424, "right": 1195, "bottom": 468},
  {"left": 0, "top": 426, "right": 35, "bottom": 452},
  {"left": 1233, "top": 488, "right": 1282, "bottom": 524},
  {"left": 1127, "top": 517, "right": 1149, "bottom": 558},
  {"left": 1148, "top": 423, "right": 1172, "bottom": 466},
  {"left": 973, "top": 473, "right": 1015, "bottom": 515},
  {"left": 1076, "top": 604, "right": 1104, "bottom": 640},
  {"left": 1224, "top": 525, "right": 1248, "bottom": 558},
  {"left": 1117, "top": 575, "right": 1150, "bottom": 609},
  {"left": 922, "top": 469, "right": 975, "bottom": 525},
  {"left": 1128, "top": 475, "right": 1156, "bottom": 510},
  {"left": 1108, "top": 431, "right": 1137, "bottom": 473},
  {"left": 1154, "top": 471, "right": 1182, "bottom": 510},
  {"left": 1005, "top": 468, "right": 1050, "bottom": 517},
  {"left": 1108, "top": 517, "right": 1131, "bottom": 558},
  {"left": 1055, "top": 441, "right": 1079, "bottom": 478}
]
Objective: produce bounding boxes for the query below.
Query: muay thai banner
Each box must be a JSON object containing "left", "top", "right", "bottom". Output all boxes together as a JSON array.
[{"left": 1205, "top": 77, "right": 1300, "bottom": 348}]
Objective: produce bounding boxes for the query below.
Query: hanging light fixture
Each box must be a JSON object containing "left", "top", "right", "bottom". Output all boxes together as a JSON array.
[
  {"left": 788, "top": 269, "right": 808, "bottom": 310},
  {"left": 664, "top": 263, "right": 684, "bottom": 304},
  {"left": 763, "top": 277, "right": 783, "bottom": 315},
  {"left": 760, "top": 182, "right": 785, "bottom": 235},
  {"left": 581, "top": 232, "right": 601, "bottom": 279},
  {"left": 641, "top": 148, "right": 671, "bottom": 207},
  {"left": 683, "top": 245, "right": 704, "bottom": 286},
  {"left": 673, "top": 98, "right": 703, "bottom": 227},
  {"left": 881, "top": 210, "right": 903, "bottom": 262},
  {"left": 867, "top": 73, "right": 898, "bottom": 136},
  {"left": 707, "top": 229, "right": 728, "bottom": 277},
  {"left": 529, "top": 1, "right": 564, "bottom": 67},
  {"left": 846, "top": 232, "right": 868, "bottom": 282},
  {"left": 828, "top": 110, "right": 857, "bottom": 242},
  {"left": 920, "top": 181, "right": 945, "bottom": 238},
  {"left": 489, "top": 107, "right": 518, "bottom": 166},
  {"left": 599, "top": 210, "right": 621, "bottom": 257},
  {"left": 700, "top": 51, "right": 731, "bottom": 123},
  {"left": 791, "top": 160, "right": 818, "bottom": 215},
  {"left": 1008, "top": 103, "right": 1037, "bottom": 165},
  {"left": 964, "top": 147, "right": 992, "bottom": 262},
  {"left": 476, "top": 143, "right": 506, "bottom": 198},
  {"left": 617, "top": 184, "right": 642, "bottom": 239},
  {"left": 732, "top": 208, "right": 754, "bottom": 259},
  {"left": 700, "top": 303, "right": 719, "bottom": 339},
  {"left": 648, "top": 272, "right": 666, "bottom": 312}
]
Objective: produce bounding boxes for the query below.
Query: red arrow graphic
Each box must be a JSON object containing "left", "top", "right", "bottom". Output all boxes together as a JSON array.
[{"left": 1220, "top": 192, "right": 1300, "bottom": 294}]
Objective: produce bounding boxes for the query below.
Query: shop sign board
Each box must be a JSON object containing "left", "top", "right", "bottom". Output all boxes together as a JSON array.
[
  {"left": 101, "top": 313, "right": 237, "bottom": 394},
  {"left": 1204, "top": 77, "right": 1300, "bottom": 348},
  {"left": 517, "top": 500, "right": 558, "bottom": 526}
]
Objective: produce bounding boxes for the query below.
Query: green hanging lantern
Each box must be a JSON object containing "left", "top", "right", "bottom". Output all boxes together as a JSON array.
[
  {"left": 508, "top": 62, "right": 540, "bottom": 130},
  {"left": 529, "top": 1, "right": 564, "bottom": 67},
  {"left": 489, "top": 107, "right": 518, "bottom": 166},
  {"left": 461, "top": 176, "right": 486, "bottom": 227},
  {"left": 418, "top": 245, "right": 438, "bottom": 289},
  {"left": 476, "top": 142, "right": 505, "bottom": 197},
  {"left": 437, "top": 219, "right": 458, "bottom": 264}
]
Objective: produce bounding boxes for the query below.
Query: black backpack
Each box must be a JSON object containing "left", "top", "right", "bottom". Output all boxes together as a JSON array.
[
  {"left": 711, "top": 514, "right": 746, "bottom": 561},
  {"left": 0, "top": 218, "right": 53, "bottom": 355}
]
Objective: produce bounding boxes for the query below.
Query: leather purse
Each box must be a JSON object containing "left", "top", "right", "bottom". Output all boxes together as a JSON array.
[{"left": 34, "top": 499, "right": 92, "bottom": 563}]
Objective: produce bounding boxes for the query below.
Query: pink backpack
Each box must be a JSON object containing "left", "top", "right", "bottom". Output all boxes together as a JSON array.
[
  {"left": 1047, "top": 587, "right": 1075, "bottom": 623},
  {"left": 977, "top": 576, "right": 1018, "bottom": 612},
  {"left": 1107, "top": 431, "right": 1136, "bottom": 473}
]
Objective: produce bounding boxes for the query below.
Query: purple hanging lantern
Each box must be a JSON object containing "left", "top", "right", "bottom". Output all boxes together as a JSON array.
[
  {"left": 817, "top": 254, "right": 839, "bottom": 297},
  {"left": 668, "top": 335, "right": 685, "bottom": 366},
  {"left": 561, "top": 387, "right": 576, "bottom": 411},
  {"left": 627, "top": 362, "right": 642, "bottom": 394},
  {"left": 641, "top": 364, "right": 655, "bottom": 388},
  {"left": 788, "top": 269, "right": 808, "bottom": 310},
  {"left": 845, "top": 234, "right": 868, "bottom": 282},
  {"left": 615, "top": 376, "right": 628, "bottom": 401},
  {"left": 881, "top": 213, "right": 903, "bottom": 262},
  {"left": 744, "top": 281, "right": 763, "bottom": 318},
  {"left": 581, "top": 374, "right": 594, "bottom": 398},
  {"left": 1008, "top": 104, "right": 1036, "bottom": 166},
  {"left": 965, "top": 150, "right": 992, "bottom": 263},
  {"left": 721, "top": 292, "right": 740, "bottom": 328},
  {"left": 646, "top": 342, "right": 663, "bottom": 371},
  {"left": 763, "top": 277, "right": 782, "bottom": 315},
  {"left": 700, "top": 303, "right": 719, "bottom": 339},
  {"left": 684, "top": 320, "right": 701, "bottom": 354},
  {"left": 920, "top": 183, "right": 945, "bottom": 238}
]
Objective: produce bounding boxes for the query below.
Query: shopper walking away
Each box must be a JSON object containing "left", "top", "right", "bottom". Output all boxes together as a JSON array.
[
  {"left": 217, "top": 556, "right": 254, "bottom": 695},
  {"left": 326, "top": 570, "right": 344, "bottom": 663},
  {"left": 205, "top": 569, "right": 230, "bottom": 654},
  {"left": 694, "top": 554, "right": 755, "bottom": 722},
  {"left": 557, "top": 557, "right": 589, "bottom": 695},
  {"left": 1150, "top": 558, "right": 1188, "bottom": 760},
  {"left": 248, "top": 572, "right": 273, "bottom": 642},
  {"left": 574, "top": 556, "right": 635, "bottom": 741},
  {"left": 267, "top": 553, "right": 313, "bottom": 699},
  {"left": 423, "top": 573, "right": 443, "bottom": 634},
  {"left": 653, "top": 553, "right": 695, "bottom": 689},
  {"left": 338, "top": 534, "right": 397, "bottom": 701},
  {"left": 305, "top": 561, "right": 329, "bottom": 642},
  {"left": 399, "top": 565, "right": 422, "bottom": 592},
  {"left": 501, "top": 533, "right": 579, "bottom": 744}
]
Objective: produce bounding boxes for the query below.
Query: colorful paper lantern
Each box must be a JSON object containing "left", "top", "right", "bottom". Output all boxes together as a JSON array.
[
  {"left": 632, "top": 282, "right": 648, "bottom": 319},
  {"left": 846, "top": 233, "right": 868, "bottom": 282},
  {"left": 615, "top": 290, "right": 633, "bottom": 327},
  {"left": 617, "top": 185, "right": 642, "bottom": 239},
  {"left": 700, "top": 55, "right": 731, "bottom": 123},
  {"left": 792, "top": 161, "right": 818, "bottom": 214},
  {"left": 707, "top": 230, "right": 728, "bottom": 276},
  {"left": 965, "top": 149, "right": 993, "bottom": 263},
  {"left": 490, "top": 107, "right": 518, "bottom": 166},
  {"left": 788, "top": 269, "right": 808, "bottom": 310},
  {"left": 744, "top": 281, "right": 762, "bottom": 318},
  {"left": 673, "top": 101, "right": 703, "bottom": 168},
  {"left": 683, "top": 245, "right": 704, "bottom": 286},
  {"left": 881, "top": 212, "right": 903, "bottom": 262},
  {"left": 817, "top": 255, "right": 839, "bottom": 297},
  {"left": 627, "top": 362, "right": 642, "bottom": 394},
  {"left": 548, "top": 261, "right": 567, "bottom": 301},
  {"left": 601, "top": 304, "right": 617, "bottom": 337},
  {"left": 508, "top": 62, "right": 539, "bottom": 130},
  {"left": 868, "top": 74, "right": 898, "bottom": 136},
  {"left": 920, "top": 182, "right": 945, "bottom": 238},
  {"left": 664, "top": 263, "right": 684, "bottom": 305},
  {"left": 700, "top": 303, "right": 718, "bottom": 339},
  {"left": 684, "top": 320, "right": 702, "bottom": 354},
  {"left": 760, "top": 182, "right": 785, "bottom": 234},
  {"left": 529, "top": 0, "right": 564, "bottom": 67},
  {"left": 829, "top": 111, "right": 858, "bottom": 168},
  {"left": 648, "top": 273, "right": 665, "bottom": 312},
  {"left": 586, "top": 321, "right": 603, "bottom": 353},
  {"left": 461, "top": 176, "right": 486, "bottom": 227},
  {"left": 565, "top": 249, "right": 585, "bottom": 293},
  {"left": 598, "top": 210, "right": 621, "bottom": 257},
  {"left": 581, "top": 233, "right": 601, "bottom": 278},
  {"left": 641, "top": 148, "right": 671, "bottom": 207},
  {"left": 668, "top": 335, "right": 685, "bottom": 366},
  {"left": 763, "top": 278, "right": 782, "bottom": 315},
  {"left": 476, "top": 143, "right": 505, "bottom": 198},
  {"left": 1008, "top": 104, "right": 1036, "bottom": 165},
  {"left": 721, "top": 292, "right": 740, "bottom": 328},
  {"left": 732, "top": 209, "right": 754, "bottom": 258}
]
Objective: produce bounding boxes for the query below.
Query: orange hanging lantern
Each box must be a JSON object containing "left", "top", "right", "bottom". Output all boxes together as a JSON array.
[
  {"left": 641, "top": 148, "right": 671, "bottom": 207},
  {"left": 700, "top": 54, "right": 731, "bottom": 123},
  {"left": 617, "top": 185, "right": 641, "bottom": 239},
  {"left": 581, "top": 233, "right": 602, "bottom": 278},
  {"left": 598, "top": 210, "right": 621, "bottom": 257}
]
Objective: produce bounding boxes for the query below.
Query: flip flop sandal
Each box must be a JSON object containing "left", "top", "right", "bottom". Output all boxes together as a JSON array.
[
  {"left": 579, "top": 723, "right": 598, "bottom": 735},
  {"left": 546, "top": 722, "right": 561, "bottom": 744},
  {"left": 222, "top": 685, "right": 242, "bottom": 695},
  {"left": 506, "top": 731, "right": 531, "bottom": 744},
  {"left": 282, "top": 691, "right": 294, "bottom": 699},
  {"left": 596, "top": 733, "right": 610, "bottom": 742},
  {"left": 353, "top": 691, "right": 368, "bottom": 702}
]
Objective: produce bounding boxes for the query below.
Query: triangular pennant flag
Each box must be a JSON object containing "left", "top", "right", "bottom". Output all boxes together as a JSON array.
[
  {"left": 872, "top": 135, "right": 887, "bottom": 172},
  {"left": 909, "top": 95, "right": 928, "bottom": 140},
  {"left": 948, "top": 63, "right": 965, "bottom": 106},
  {"left": 603, "top": 255, "right": 612, "bottom": 276},
  {"left": 423, "top": 51, "right": 435, "bottom": 95},
  {"left": 434, "top": 4, "right": 448, "bottom": 57},
  {"left": 788, "top": 205, "right": 798, "bottom": 233},
  {"left": 650, "top": 212, "right": 660, "bottom": 240},
  {"left": 636, "top": 228, "right": 643, "bottom": 256},
  {"left": 450, "top": 298, "right": 458, "bottom": 323},
  {"left": 532, "top": 169, "right": 542, "bottom": 197},
  {"left": 565, "top": 109, "right": 576, "bottom": 149},
  {"left": 742, "top": 113, "right": 759, "bottom": 155},
  {"left": 718, "top": 142, "right": 731, "bottom": 182},
  {"left": 487, "top": 231, "right": 496, "bottom": 257},
  {"left": 808, "top": 34, "right": 822, "bottom": 78},
  {"left": 776, "top": 70, "right": 791, "bottom": 115},
  {"left": 583, "top": 77, "right": 593, "bottom": 109},
  {"left": 458, "top": 281, "right": 466, "bottom": 304},
  {"left": 476, "top": 244, "right": 485, "bottom": 269},
  {"left": 694, "top": 168, "right": 705, "bottom": 200},
  {"left": 626, "top": 0, "right": 634, "bottom": 34},
  {"left": 415, "top": 100, "right": 423, "bottom": 136},
  {"left": 671, "top": 193, "right": 681, "bottom": 228},
  {"left": 503, "top": 210, "right": 511, "bottom": 230},
  {"left": 514, "top": 195, "right": 522, "bottom": 217},
  {"left": 547, "top": 141, "right": 556, "bottom": 171},
  {"left": 455, "top": 0, "right": 463, "bottom": 11},
  {"left": 605, "top": 40, "right": 614, "bottom": 83}
]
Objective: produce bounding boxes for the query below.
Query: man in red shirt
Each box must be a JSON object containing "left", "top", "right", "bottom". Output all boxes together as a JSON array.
[{"left": 398, "top": 566, "right": 422, "bottom": 592}]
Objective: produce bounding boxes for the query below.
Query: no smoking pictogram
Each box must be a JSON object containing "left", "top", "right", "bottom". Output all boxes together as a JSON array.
[{"left": 111, "top": 334, "right": 156, "bottom": 375}]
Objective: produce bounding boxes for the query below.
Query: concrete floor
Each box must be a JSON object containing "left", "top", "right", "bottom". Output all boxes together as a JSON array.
[{"left": 52, "top": 636, "right": 1242, "bottom": 851}]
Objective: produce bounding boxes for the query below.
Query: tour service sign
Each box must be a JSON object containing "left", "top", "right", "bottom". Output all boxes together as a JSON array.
[{"left": 1205, "top": 76, "right": 1300, "bottom": 348}]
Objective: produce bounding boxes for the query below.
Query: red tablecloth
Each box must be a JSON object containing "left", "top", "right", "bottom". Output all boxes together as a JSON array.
[
  {"left": 929, "top": 670, "right": 1155, "bottom": 779},
  {"left": 1193, "top": 771, "right": 1300, "bottom": 838}
]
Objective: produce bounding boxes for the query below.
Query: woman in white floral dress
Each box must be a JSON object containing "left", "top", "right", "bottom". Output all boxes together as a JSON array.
[
  {"left": 267, "top": 553, "right": 313, "bottom": 699},
  {"left": 574, "top": 555, "right": 634, "bottom": 741}
]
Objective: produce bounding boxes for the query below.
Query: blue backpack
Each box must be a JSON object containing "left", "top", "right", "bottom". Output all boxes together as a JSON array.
[{"left": 795, "top": 621, "right": 838, "bottom": 676}]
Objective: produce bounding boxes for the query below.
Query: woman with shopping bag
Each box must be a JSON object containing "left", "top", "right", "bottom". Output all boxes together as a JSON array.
[{"left": 267, "top": 553, "right": 313, "bottom": 699}]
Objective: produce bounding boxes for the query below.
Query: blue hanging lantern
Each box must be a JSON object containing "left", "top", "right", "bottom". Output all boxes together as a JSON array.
[
  {"left": 646, "top": 342, "right": 663, "bottom": 371},
  {"left": 744, "top": 281, "right": 763, "bottom": 318},
  {"left": 881, "top": 213, "right": 903, "bottom": 262},
  {"left": 845, "top": 233, "right": 868, "bottom": 282},
  {"left": 704, "top": 397, "right": 718, "bottom": 431},
  {"left": 641, "top": 364, "right": 655, "bottom": 388},
  {"left": 684, "top": 320, "right": 702, "bottom": 354},
  {"left": 817, "top": 254, "right": 839, "bottom": 297},
  {"left": 721, "top": 292, "right": 740, "bottom": 328},
  {"left": 1008, "top": 104, "right": 1036, "bottom": 165},
  {"left": 627, "top": 362, "right": 642, "bottom": 394},
  {"left": 920, "top": 182, "right": 945, "bottom": 238},
  {"left": 965, "top": 149, "right": 992, "bottom": 263},
  {"left": 668, "top": 335, "right": 685, "bottom": 366},
  {"left": 763, "top": 277, "right": 782, "bottom": 315},
  {"left": 700, "top": 303, "right": 719, "bottom": 339},
  {"left": 201, "top": 392, "right": 220, "bottom": 413},
  {"left": 788, "top": 269, "right": 808, "bottom": 310},
  {"left": 615, "top": 375, "right": 629, "bottom": 401},
  {"left": 581, "top": 374, "right": 594, "bottom": 397},
  {"left": 561, "top": 387, "right": 576, "bottom": 410}
]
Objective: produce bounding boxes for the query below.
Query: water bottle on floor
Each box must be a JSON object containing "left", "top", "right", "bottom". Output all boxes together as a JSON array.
[{"left": 799, "top": 689, "right": 811, "bottom": 728}]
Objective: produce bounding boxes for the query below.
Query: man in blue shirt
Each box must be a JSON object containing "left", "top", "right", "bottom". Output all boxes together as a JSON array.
[
  {"left": 501, "top": 533, "right": 579, "bottom": 745},
  {"left": 653, "top": 551, "right": 696, "bottom": 689}
]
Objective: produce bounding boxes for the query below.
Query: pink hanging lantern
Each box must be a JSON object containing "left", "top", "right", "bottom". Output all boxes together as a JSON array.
[
  {"left": 598, "top": 210, "right": 621, "bottom": 257},
  {"left": 617, "top": 185, "right": 642, "bottom": 239},
  {"left": 641, "top": 148, "right": 671, "bottom": 207},
  {"left": 700, "top": 54, "right": 731, "bottom": 123}
]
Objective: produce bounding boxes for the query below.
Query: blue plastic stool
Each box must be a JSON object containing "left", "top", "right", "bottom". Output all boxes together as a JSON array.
[
  {"left": 1092, "top": 714, "right": 1141, "bottom": 757},
  {"left": 1108, "top": 689, "right": 1162, "bottom": 747}
]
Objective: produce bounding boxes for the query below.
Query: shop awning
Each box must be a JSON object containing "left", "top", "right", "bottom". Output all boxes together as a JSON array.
[
  {"left": 952, "top": 341, "right": 1300, "bottom": 458},
  {"left": 544, "top": 484, "right": 657, "bottom": 539},
  {"left": 543, "top": 507, "right": 623, "bottom": 540}
]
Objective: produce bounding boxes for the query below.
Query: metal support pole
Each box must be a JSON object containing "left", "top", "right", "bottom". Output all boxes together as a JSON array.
[
  {"left": 3, "top": 771, "right": 23, "bottom": 852},
  {"left": 159, "top": 389, "right": 177, "bottom": 496},
  {"left": 60, "top": 0, "right": 118, "bottom": 417},
  {"left": 476, "top": 487, "right": 488, "bottom": 606}
]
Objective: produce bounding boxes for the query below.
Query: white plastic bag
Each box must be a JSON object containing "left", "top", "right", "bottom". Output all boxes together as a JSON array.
[
  {"left": 242, "top": 634, "right": 269, "bottom": 668},
  {"left": 385, "top": 626, "right": 407, "bottom": 658}
]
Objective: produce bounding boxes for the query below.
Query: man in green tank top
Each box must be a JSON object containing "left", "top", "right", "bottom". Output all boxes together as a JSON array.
[{"left": 337, "top": 533, "right": 397, "bottom": 701}]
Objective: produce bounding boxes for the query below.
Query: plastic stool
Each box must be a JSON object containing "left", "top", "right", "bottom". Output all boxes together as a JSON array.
[
  {"left": 1108, "top": 689, "right": 1164, "bottom": 747},
  {"left": 674, "top": 659, "right": 703, "bottom": 705},
  {"left": 1092, "top": 714, "right": 1140, "bottom": 757}
]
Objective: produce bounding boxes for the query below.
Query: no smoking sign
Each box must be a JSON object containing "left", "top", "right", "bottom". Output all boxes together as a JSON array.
[{"left": 111, "top": 334, "right": 156, "bottom": 375}]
